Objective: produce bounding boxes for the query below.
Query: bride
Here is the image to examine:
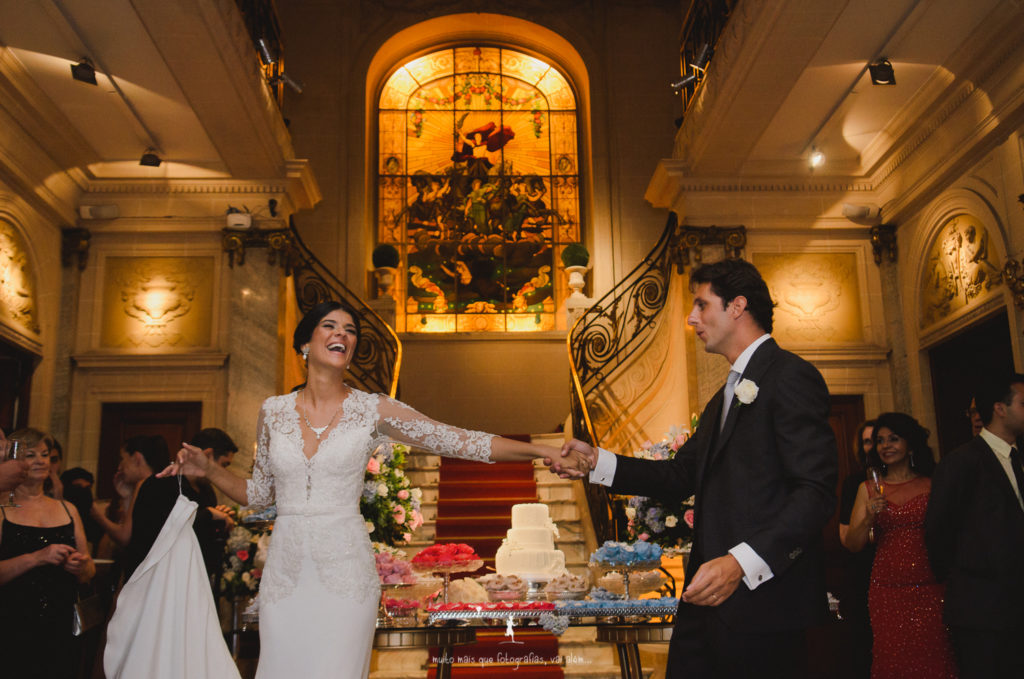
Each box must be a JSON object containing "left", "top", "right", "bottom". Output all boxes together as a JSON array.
[{"left": 162, "top": 300, "right": 590, "bottom": 678}]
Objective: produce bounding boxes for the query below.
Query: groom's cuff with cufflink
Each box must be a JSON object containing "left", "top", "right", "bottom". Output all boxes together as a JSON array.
[
  {"left": 589, "top": 448, "right": 617, "bottom": 486},
  {"left": 729, "top": 542, "right": 773, "bottom": 590}
]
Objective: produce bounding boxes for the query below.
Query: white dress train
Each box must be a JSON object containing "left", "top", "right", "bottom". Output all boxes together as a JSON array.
[
  {"left": 247, "top": 389, "right": 494, "bottom": 679},
  {"left": 104, "top": 495, "right": 242, "bottom": 679}
]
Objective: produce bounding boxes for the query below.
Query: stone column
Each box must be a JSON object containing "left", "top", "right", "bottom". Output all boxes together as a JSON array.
[
  {"left": 50, "top": 228, "right": 90, "bottom": 446},
  {"left": 224, "top": 255, "right": 282, "bottom": 474},
  {"left": 872, "top": 225, "right": 912, "bottom": 412}
]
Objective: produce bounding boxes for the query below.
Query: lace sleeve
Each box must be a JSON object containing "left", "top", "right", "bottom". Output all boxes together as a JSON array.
[
  {"left": 245, "top": 402, "right": 275, "bottom": 508},
  {"left": 373, "top": 395, "right": 495, "bottom": 463}
]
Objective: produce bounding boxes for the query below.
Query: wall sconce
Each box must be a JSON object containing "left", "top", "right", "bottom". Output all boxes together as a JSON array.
[
  {"left": 70, "top": 58, "right": 97, "bottom": 85},
  {"left": 869, "top": 59, "right": 896, "bottom": 85},
  {"left": 139, "top": 148, "right": 161, "bottom": 167}
]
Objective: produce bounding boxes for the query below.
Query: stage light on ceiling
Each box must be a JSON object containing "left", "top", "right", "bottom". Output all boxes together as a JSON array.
[
  {"left": 139, "top": 148, "right": 162, "bottom": 167},
  {"left": 693, "top": 43, "right": 712, "bottom": 70},
  {"left": 70, "top": 58, "right": 97, "bottom": 85},
  {"left": 869, "top": 58, "right": 896, "bottom": 85},
  {"left": 809, "top": 147, "right": 825, "bottom": 169}
]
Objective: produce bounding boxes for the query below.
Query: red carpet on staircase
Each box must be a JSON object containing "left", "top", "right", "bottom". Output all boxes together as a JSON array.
[{"left": 432, "top": 449, "right": 563, "bottom": 678}]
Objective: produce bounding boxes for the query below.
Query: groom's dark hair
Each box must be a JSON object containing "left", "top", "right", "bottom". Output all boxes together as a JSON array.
[{"left": 690, "top": 258, "right": 774, "bottom": 333}]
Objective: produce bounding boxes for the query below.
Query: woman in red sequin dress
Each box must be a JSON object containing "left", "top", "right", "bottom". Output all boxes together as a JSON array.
[{"left": 842, "top": 412, "right": 957, "bottom": 678}]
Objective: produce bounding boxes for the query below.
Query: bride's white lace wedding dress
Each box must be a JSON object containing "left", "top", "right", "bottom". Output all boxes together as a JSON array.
[{"left": 246, "top": 389, "right": 494, "bottom": 679}]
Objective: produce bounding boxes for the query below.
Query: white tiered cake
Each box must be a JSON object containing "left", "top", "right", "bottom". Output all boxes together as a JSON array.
[{"left": 495, "top": 503, "right": 566, "bottom": 581}]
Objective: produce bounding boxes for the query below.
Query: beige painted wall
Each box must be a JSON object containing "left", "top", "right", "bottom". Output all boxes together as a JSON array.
[{"left": 398, "top": 335, "right": 568, "bottom": 436}]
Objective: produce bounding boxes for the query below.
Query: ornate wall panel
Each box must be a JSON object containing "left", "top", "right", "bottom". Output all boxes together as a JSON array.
[
  {"left": 754, "top": 252, "right": 863, "bottom": 344},
  {"left": 0, "top": 219, "right": 39, "bottom": 336},
  {"left": 100, "top": 257, "right": 215, "bottom": 349},
  {"left": 920, "top": 214, "right": 1001, "bottom": 329}
]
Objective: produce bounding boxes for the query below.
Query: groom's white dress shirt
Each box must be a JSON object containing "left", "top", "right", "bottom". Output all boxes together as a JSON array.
[{"left": 589, "top": 333, "right": 774, "bottom": 591}]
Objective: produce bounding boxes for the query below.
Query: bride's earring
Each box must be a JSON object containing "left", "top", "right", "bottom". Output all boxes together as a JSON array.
[{"left": 302, "top": 347, "right": 309, "bottom": 360}]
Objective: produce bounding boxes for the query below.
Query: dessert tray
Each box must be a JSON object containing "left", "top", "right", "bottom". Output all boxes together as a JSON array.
[{"left": 425, "top": 597, "right": 679, "bottom": 625}]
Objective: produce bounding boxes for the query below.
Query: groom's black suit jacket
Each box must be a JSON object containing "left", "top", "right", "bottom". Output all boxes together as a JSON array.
[
  {"left": 610, "top": 339, "right": 837, "bottom": 632},
  {"left": 925, "top": 435, "right": 1024, "bottom": 630}
]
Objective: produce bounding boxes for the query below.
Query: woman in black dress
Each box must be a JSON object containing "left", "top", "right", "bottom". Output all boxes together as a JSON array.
[{"left": 0, "top": 428, "right": 95, "bottom": 678}]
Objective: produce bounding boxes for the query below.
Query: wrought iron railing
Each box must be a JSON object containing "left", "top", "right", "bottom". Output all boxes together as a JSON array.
[
  {"left": 286, "top": 219, "right": 402, "bottom": 397},
  {"left": 567, "top": 215, "right": 746, "bottom": 543},
  {"left": 568, "top": 213, "right": 680, "bottom": 543}
]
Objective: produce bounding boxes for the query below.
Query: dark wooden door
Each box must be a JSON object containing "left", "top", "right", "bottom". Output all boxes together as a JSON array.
[
  {"left": 96, "top": 401, "right": 202, "bottom": 499},
  {"left": 0, "top": 340, "right": 36, "bottom": 433},
  {"left": 929, "top": 309, "right": 1014, "bottom": 457}
]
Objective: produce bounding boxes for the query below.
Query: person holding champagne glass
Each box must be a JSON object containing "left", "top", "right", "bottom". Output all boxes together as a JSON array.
[
  {"left": 843, "top": 412, "right": 956, "bottom": 678},
  {"left": 0, "top": 428, "right": 95, "bottom": 679},
  {"left": 0, "top": 426, "right": 29, "bottom": 492}
]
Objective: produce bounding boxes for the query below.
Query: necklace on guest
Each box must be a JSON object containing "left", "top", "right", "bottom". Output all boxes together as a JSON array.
[{"left": 300, "top": 389, "right": 345, "bottom": 441}]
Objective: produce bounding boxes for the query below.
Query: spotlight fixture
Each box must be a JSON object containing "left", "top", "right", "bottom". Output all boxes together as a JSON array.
[
  {"left": 270, "top": 73, "right": 304, "bottom": 94},
  {"left": 70, "top": 58, "right": 97, "bottom": 85},
  {"left": 868, "top": 58, "right": 896, "bottom": 85},
  {"left": 670, "top": 74, "right": 697, "bottom": 92},
  {"left": 256, "top": 38, "right": 276, "bottom": 65},
  {"left": 693, "top": 43, "right": 712, "bottom": 70},
  {"left": 809, "top": 147, "right": 825, "bottom": 169},
  {"left": 139, "top": 148, "right": 162, "bottom": 167}
]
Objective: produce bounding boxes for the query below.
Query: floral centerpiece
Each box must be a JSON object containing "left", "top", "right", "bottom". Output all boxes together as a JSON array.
[
  {"left": 361, "top": 442, "right": 424, "bottom": 546},
  {"left": 221, "top": 521, "right": 271, "bottom": 598},
  {"left": 619, "top": 417, "right": 699, "bottom": 553}
]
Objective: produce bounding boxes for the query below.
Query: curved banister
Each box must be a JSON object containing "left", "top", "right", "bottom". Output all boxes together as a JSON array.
[
  {"left": 567, "top": 213, "right": 679, "bottom": 543},
  {"left": 287, "top": 219, "right": 401, "bottom": 397}
]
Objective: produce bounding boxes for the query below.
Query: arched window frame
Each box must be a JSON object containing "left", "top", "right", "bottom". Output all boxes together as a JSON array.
[{"left": 376, "top": 44, "right": 583, "bottom": 333}]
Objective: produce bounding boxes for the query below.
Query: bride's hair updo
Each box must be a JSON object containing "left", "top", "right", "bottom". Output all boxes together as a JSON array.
[{"left": 292, "top": 300, "right": 362, "bottom": 355}]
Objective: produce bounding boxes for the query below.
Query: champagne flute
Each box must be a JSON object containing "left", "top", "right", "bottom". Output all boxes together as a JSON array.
[
  {"left": 866, "top": 466, "right": 883, "bottom": 496},
  {"left": 1, "top": 440, "right": 21, "bottom": 508}
]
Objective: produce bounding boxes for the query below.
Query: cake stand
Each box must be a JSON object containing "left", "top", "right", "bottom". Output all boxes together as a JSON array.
[
  {"left": 589, "top": 561, "right": 662, "bottom": 600},
  {"left": 414, "top": 560, "right": 484, "bottom": 604}
]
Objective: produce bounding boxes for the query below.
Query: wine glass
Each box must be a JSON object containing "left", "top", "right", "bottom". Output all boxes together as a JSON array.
[{"left": 1, "top": 440, "right": 21, "bottom": 507}]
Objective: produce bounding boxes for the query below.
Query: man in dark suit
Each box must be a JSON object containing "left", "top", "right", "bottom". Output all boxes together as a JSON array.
[
  {"left": 925, "top": 373, "right": 1024, "bottom": 678},
  {"left": 560, "top": 258, "right": 837, "bottom": 678}
]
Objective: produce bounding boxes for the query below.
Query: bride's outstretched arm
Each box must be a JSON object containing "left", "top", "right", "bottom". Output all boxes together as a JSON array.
[{"left": 374, "top": 396, "right": 589, "bottom": 477}]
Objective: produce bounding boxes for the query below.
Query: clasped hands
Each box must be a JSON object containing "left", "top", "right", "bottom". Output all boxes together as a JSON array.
[
  {"left": 37, "top": 543, "right": 90, "bottom": 576},
  {"left": 543, "top": 438, "right": 598, "bottom": 479}
]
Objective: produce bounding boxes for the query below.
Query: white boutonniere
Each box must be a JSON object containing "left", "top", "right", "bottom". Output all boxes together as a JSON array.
[{"left": 734, "top": 378, "right": 759, "bottom": 405}]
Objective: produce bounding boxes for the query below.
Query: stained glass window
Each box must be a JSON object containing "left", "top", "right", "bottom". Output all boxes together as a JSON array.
[{"left": 378, "top": 46, "right": 580, "bottom": 333}]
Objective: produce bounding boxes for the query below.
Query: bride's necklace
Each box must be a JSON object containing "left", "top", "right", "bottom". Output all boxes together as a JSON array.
[{"left": 300, "top": 389, "right": 345, "bottom": 440}]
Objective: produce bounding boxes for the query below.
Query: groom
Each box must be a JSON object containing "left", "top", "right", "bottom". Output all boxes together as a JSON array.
[{"left": 561, "top": 258, "right": 837, "bottom": 678}]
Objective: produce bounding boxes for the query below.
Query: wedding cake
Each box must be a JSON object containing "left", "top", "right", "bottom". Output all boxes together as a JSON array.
[{"left": 495, "top": 503, "right": 566, "bottom": 580}]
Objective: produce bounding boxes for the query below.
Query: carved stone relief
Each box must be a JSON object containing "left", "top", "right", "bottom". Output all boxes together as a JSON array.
[
  {"left": 921, "top": 214, "right": 1000, "bottom": 328},
  {"left": 101, "top": 257, "right": 214, "bottom": 348},
  {"left": 753, "top": 252, "right": 863, "bottom": 344},
  {"left": 0, "top": 220, "right": 39, "bottom": 334}
]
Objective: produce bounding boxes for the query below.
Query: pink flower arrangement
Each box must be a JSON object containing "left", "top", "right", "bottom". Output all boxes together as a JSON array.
[
  {"left": 393, "top": 505, "right": 406, "bottom": 524},
  {"left": 366, "top": 458, "right": 380, "bottom": 475},
  {"left": 397, "top": 489, "right": 410, "bottom": 500},
  {"left": 683, "top": 509, "right": 695, "bottom": 529}
]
